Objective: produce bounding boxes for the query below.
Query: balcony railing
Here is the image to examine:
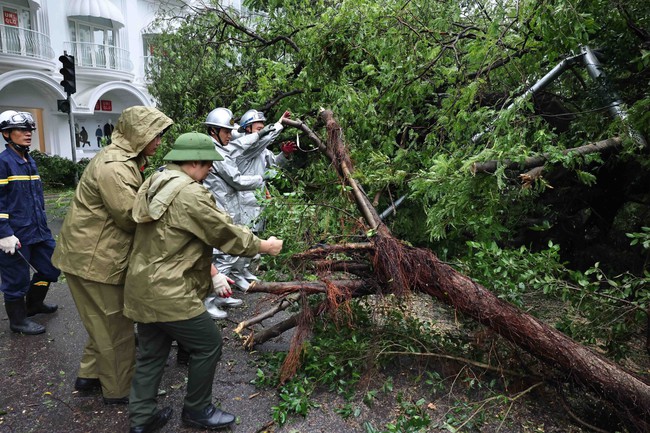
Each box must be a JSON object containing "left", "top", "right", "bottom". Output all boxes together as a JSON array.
[
  {"left": 0, "top": 24, "right": 54, "bottom": 60},
  {"left": 64, "top": 41, "right": 133, "bottom": 73},
  {"left": 143, "top": 55, "right": 159, "bottom": 75}
]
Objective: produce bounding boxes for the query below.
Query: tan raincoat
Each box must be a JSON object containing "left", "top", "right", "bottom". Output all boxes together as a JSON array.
[
  {"left": 52, "top": 107, "right": 173, "bottom": 284},
  {"left": 123, "top": 164, "right": 261, "bottom": 323}
]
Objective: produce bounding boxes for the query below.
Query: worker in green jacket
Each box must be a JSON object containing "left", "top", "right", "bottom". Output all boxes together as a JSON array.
[
  {"left": 52, "top": 106, "right": 174, "bottom": 405},
  {"left": 123, "top": 132, "right": 283, "bottom": 433}
]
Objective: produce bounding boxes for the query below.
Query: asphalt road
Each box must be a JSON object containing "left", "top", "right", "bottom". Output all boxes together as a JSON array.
[
  {"left": 0, "top": 199, "right": 588, "bottom": 433},
  {"left": 0, "top": 208, "right": 354, "bottom": 433}
]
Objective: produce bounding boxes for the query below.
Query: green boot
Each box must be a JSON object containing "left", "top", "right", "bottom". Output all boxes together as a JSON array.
[
  {"left": 5, "top": 299, "right": 45, "bottom": 335},
  {"left": 26, "top": 282, "right": 58, "bottom": 317}
]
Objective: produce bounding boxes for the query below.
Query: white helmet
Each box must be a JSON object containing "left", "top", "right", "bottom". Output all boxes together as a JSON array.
[
  {"left": 239, "top": 109, "right": 266, "bottom": 129},
  {"left": 204, "top": 107, "right": 236, "bottom": 130},
  {"left": 0, "top": 110, "right": 36, "bottom": 131}
]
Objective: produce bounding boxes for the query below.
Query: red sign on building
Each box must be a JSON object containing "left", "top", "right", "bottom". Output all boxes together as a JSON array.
[
  {"left": 95, "top": 100, "right": 113, "bottom": 111},
  {"left": 3, "top": 11, "right": 18, "bottom": 26}
]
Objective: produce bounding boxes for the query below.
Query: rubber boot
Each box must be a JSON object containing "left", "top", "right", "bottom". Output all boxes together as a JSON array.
[
  {"left": 203, "top": 296, "right": 227, "bottom": 319},
  {"left": 26, "top": 282, "right": 58, "bottom": 317},
  {"left": 5, "top": 299, "right": 45, "bottom": 335}
]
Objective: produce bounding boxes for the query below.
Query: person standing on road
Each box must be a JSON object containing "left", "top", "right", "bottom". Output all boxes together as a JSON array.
[
  {"left": 124, "top": 132, "right": 283, "bottom": 433},
  {"left": 0, "top": 110, "right": 60, "bottom": 335},
  {"left": 202, "top": 107, "right": 257, "bottom": 318},
  {"left": 52, "top": 106, "right": 173, "bottom": 405},
  {"left": 227, "top": 108, "right": 295, "bottom": 291}
]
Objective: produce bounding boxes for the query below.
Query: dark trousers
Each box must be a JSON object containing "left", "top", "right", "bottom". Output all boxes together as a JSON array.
[
  {"left": 0, "top": 239, "right": 60, "bottom": 301},
  {"left": 128, "top": 311, "right": 222, "bottom": 427},
  {"left": 67, "top": 273, "right": 135, "bottom": 399}
]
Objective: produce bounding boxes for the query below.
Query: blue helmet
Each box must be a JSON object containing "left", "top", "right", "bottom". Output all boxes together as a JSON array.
[{"left": 239, "top": 109, "right": 266, "bottom": 129}]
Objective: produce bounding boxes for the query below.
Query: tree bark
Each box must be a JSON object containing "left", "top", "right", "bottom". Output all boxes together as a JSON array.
[
  {"left": 419, "top": 258, "right": 650, "bottom": 425},
  {"left": 273, "top": 115, "right": 650, "bottom": 425}
]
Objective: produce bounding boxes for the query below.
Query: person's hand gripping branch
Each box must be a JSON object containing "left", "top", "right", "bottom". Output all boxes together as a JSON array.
[
  {"left": 258, "top": 110, "right": 292, "bottom": 138},
  {"left": 278, "top": 110, "right": 291, "bottom": 124}
]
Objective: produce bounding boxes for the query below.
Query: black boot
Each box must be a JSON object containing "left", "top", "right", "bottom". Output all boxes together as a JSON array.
[
  {"left": 5, "top": 299, "right": 45, "bottom": 335},
  {"left": 26, "top": 283, "right": 58, "bottom": 317},
  {"left": 181, "top": 404, "right": 235, "bottom": 430}
]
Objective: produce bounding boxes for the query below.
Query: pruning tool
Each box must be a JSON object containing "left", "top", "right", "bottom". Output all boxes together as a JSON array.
[{"left": 16, "top": 249, "right": 38, "bottom": 273}]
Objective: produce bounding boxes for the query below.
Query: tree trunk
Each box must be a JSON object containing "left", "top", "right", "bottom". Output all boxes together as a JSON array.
[
  {"left": 420, "top": 258, "right": 650, "bottom": 425},
  {"left": 274, "top": 112, "right": 650, "bottom": 425}
]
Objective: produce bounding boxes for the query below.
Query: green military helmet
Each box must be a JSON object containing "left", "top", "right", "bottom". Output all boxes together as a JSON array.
[{"left": 163, "top": 132, "right": 223, "bottom": 161}]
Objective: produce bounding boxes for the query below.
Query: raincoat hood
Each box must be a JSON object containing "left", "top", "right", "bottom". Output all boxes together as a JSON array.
[
  {"left": 112, "top": 106, "right": 173, "bottom": 156},
  {"left": 132, "top": 164, "right": 193, "bottom": 223}
]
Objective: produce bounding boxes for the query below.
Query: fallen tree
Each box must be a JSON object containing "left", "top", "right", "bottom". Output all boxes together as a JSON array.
[
  {"left": 236, "top": 110, "right": 650, "bottom": 428},
  {"left": 470, "top": 136, "right": 623, "bottom": 174}
]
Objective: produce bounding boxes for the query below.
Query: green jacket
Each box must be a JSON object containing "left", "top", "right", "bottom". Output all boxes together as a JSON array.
[
  {"left": 123, "top": 164, "right": 261, "bottom": 323},
  {"left": 52, "top": 107, "right": 173, "bottom": 284}
]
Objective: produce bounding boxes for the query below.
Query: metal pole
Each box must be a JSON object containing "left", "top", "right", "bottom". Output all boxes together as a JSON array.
[
  {"left": 582, "top": 46, "right": 647, "bottom": 148},
  {"left": 65, "top": 93, "right": 79, "bottom": 185},
  {"left": 379, "top": 195, "right": 407, "bottom": 220},
  {"left": 472, "top": 52, "right": 585, "bottom": 143}
]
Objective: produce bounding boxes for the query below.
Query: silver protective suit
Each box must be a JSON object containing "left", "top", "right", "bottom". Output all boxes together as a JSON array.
[
  {"left": 228, "top": 121, "right": 289, "bottom": 282},
  {"left": 231, "top": 121, "right": 288, "bottom": 230},
  {"left": 203, "top": 134, "right": 260, "bottom": 274}
]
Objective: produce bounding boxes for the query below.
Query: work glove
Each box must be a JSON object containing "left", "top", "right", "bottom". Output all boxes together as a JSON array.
[
  {"left": 0, "top": 235, "right": 20, "bottom": 255},
  {"left": 278, "top": 110, "right": 291, "bottom": 124},
  {"left": 257, "top": 124, "right": 275, "bottom": 138},
  {"left": 280, "top": 141, "right": 297, "bottom": 155},
  {"left": 212, "top": 273, "right": 233, "bottom": 298}
]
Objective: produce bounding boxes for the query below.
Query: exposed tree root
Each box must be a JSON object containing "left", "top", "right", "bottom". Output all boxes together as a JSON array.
[{"left": 238, "top": 111, "right": 650, "bottom": 427}]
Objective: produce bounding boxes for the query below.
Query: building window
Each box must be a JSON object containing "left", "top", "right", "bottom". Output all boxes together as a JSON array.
[
  {"left": 0, "top": 3, "right": 34, "bottom": 55},
  {"left": 68, "top": 19, "right": 117, "bottom": 68},
  {"left": 142, "top": 33, "right": 158, "bottom": 74}
]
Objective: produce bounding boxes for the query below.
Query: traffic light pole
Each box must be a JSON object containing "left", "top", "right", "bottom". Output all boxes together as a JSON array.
[
  {"left": 59, "top": 51, "right": 78, "bottom": 185},
  {"left": 65, "top": 93, "right": 78, "bottom": 185}
]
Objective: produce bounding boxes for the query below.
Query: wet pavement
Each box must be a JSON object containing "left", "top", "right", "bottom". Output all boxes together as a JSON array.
[
  {"left": 0, "top": 200, "right": 588, "bottom": 433},
  {"left": 0, "top": 209, "right": 339, "bottom": 433},
  {"left": 0, "top": 281, "right": 306, "bottom": 433}
]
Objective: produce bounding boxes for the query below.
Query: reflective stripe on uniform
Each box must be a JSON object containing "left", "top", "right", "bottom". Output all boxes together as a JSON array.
[
  {"left": 0, "top": 175, "right": 40, "bottom": 184},
  {"left": 6, "top": 175, "right": 40, "bottom": 181}
]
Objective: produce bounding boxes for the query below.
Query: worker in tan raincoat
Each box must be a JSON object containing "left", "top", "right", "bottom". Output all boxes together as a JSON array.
[
  {"left": 123, "top": 132, "right": 283, "bottom": 432},
  {"left": 52, "top": 106, "right": 173, "bottom": 405}
]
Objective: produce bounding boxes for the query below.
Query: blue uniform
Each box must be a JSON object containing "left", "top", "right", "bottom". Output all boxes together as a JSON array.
[{"left": 0, "top": 144, "right": 60, "bottom": 300}]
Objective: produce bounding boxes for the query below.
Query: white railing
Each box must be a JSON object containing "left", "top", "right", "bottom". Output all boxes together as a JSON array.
[
  {"left": 143, "top": 55, "right": 154, "bottom": 71},
  {"left": 64, "top": 41, "right": 133, "bottom": 72},
  {"left": 0, "top": 24, "right": 54, "bottom": 60}
]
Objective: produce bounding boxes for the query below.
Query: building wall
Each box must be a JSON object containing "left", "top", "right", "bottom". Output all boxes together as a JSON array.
[{"left": 0, "top": 0, "right": 175, "bottom": 161}]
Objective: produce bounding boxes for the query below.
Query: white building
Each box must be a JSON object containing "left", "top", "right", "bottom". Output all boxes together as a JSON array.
[{"left": 0, "top": 0, "right": 240, "bottom": 160}]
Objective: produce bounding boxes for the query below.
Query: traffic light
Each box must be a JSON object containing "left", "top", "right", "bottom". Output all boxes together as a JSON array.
[
  {"left": 57, "top": 99, "right": 70, "bottom": 113},
  {"left": 59, "top": 54, "right": 76, "bottom": 95}
]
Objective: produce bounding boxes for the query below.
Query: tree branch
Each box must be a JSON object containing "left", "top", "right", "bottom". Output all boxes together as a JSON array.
[{"left": 471, "top": 137, "right": 623, "bottom": 174}]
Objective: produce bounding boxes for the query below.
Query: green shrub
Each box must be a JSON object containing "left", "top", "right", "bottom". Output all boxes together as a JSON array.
[{"left": 31, "top": 151, "right": 90, "bottom": 188}]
